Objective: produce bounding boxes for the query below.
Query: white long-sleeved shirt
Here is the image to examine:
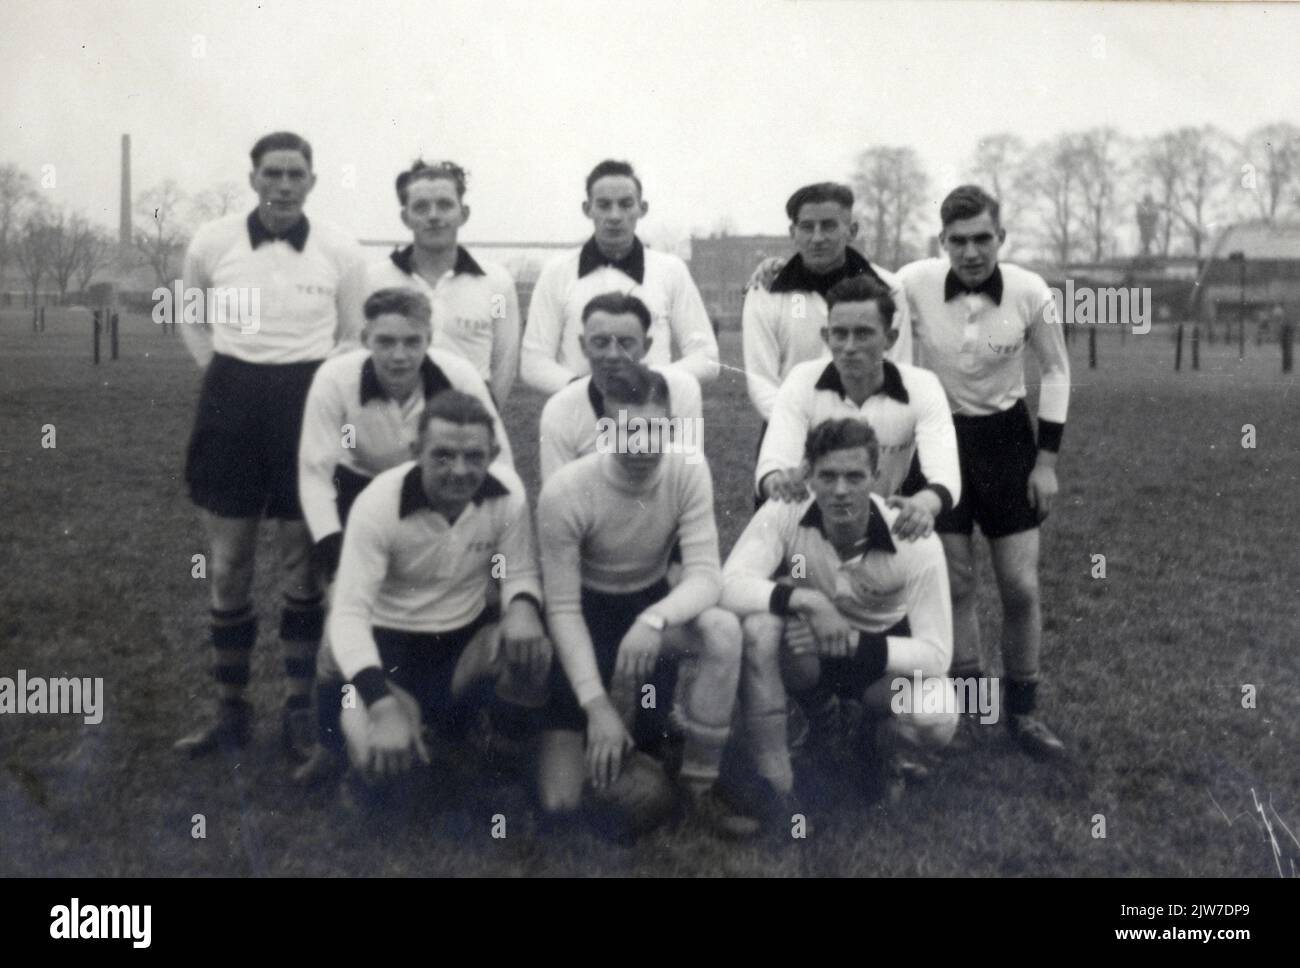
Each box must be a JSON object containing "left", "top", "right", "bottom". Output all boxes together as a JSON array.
[
  {"left": 521, "top": 238, "right": 720, "bottom": 394},
  {"left": 721, "top": 494, "right": 952, "bottom": 678},
  {"left": 742, "top": 250, "right": 912, "bottom": 420},
  {"left": 297, "top": 346, "right": 515, "bottom": 543},
  {"left": 537, "top": 452, "right": 722, "bottom": 705},
  {"left": 328, "top": 461, "right": 541, "bottom": 680},
  {"left": 180, "top": 211, "right": 368, "bottom": 366},
  {"left": 755, "top": 359, "right": 960, "bottom": 510},
  {"left": 896, "top": 258, "right": 1070, "bottom": 437},
  {"left": 537, "top": 368, "right": 702, "bottom": 482},
  {"left": 366, "top": 245, "right": 521, "bottom": 404}
]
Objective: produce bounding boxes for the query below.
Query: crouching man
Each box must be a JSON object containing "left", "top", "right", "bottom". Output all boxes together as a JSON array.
[
  {"left": 535, "top": 364, "right": 756, "bottom": 840},
  {"left": 722, "top": 417, "right": 957, "bottom": 826},
  {"left": 327, "top": 390, "right": 549, "bottom": 806}
]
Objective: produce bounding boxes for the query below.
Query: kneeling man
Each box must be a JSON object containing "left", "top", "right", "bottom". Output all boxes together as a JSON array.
[
  {"left": 328, "top": 391, "right": 549, "bottom": 802},
  {"left": 723, "top": 418, "right": 957, "bottom": 820}
]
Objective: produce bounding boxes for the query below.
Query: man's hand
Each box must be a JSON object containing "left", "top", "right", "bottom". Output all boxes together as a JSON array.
[
  {"left": 584, "top": 694, "right": 635, "bottom": 790},
  {"left": 365, "top": 695, "right": 429, "bottom": 779},
  {"left": 1027, "top": 460, "right": 1059, "bottom": 519},
  {"left": 885, "top": 491, "right": 940, "bottom": 541},
  {"left": 791, "top": 588, "right": 854, "bottom": 658},
  {"left": 745, "top": 255, "right": 788, "bottom": 292},
  {"left": 500, "top": 597, "right": 551, "bottom": 683},
  {"left": 762, "top": 468, "right": 810, "bottom": 504},
  {"left": 613, "top": 619, "right": 663, "bottom": 696}
]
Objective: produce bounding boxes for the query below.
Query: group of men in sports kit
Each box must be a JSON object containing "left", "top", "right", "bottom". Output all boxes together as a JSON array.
[{"left": 173, "top": 130, "right": 1071, "bottom": 840}]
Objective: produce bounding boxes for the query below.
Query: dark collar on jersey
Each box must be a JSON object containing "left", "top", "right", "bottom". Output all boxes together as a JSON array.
[
  {"left": 578, "top": 236, "right": 645, "bottom": 284},
  {"left": 359, "top": 355, "right": 450, "bottom": 405},
  {"left": 769, "top": 246, "right": 881, "bottom": 297},
  {"left": 813, "top": 359, "right": 909, "bottom": 404},
  {"left": 247, "top": 210, "right": 309, "bottom": 251},
  {"left": 799, "top": 497, "right": 896, "bottom": 554},
  {"left": 399, "top": 463, "right": 510, "bottom": 518},
  {"left": 389, "top": 244, "right": 486, "bottom": 278},
  {"left": 944, "top": 265, "right": 1003, "bottom": 305},
  {"left": 586, "top": 378, "right": 607, "bottom": 418}
]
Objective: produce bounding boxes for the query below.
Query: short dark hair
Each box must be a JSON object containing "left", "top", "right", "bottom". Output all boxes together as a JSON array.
[
  {"left": 786, "top": 182, "right": 854, "bottom": 222},
  {"left": 825, "top": 275, "right": 897, "bottom": 330},
  {"left": 586, "top": 159, "right": 643, "bottom": 198},
  {"left": 581, "top": 291, "right": 652, "bottom": 332},
  {"left": 395, "top": 159, "right": 469, "bottom": 205},
  {"left": 364, "top": 287, "right": 432, "bottom": 332},
  {"left": 418, "top": 389, "right": 495, "bottom": 442},
  {"left": 250, "top": 132, "right": 313, "bottom": 170},
  {"left": 940, "top": 185, "right": 1000, "bottom": 228},
  {"left": 603, "top": 363, "right": 670, "bottom": 409},
  {"left": 804, "top": 418, "right": 879, "bottom": 474}
]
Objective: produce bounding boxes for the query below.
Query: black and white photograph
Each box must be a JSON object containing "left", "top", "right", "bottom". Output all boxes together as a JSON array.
[{"left": 1, "top": 0, "right": 1296, "bottom": 913}]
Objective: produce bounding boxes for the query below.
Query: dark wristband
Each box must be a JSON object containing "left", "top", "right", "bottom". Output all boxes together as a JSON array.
[
  {"left": 509, "top": 592, "right": 542, "bottom": 612},
  {"left": 1037, "top": 420, "right": 1064, "bottom": 454},
  {"left": 353, "top": 667, "right": 392, "bottom": 707},
  {"left": 769, "top": 584, "right": 796, "bottom": 617}
]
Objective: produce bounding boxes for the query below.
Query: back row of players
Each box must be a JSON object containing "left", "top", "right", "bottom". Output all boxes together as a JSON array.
[{"left": 174, "top": 130, "right": 1071, "bottom": 838}]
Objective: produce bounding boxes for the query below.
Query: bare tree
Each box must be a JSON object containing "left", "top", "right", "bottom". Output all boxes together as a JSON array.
[
  {"left": 1139, "top": 132, "right": 1182, "bottom": 256},
  {"left": 190, "top": 180, "right": 244, "bottom": 222},
  {"left": 1139, "top": 126, "right": 1231, "bottom": 258},
  {"left": 968, "top": 133, "right": 1026, "bottom": 208},
  {"left": 47, "top": 210, "right": 79, "bottom": 301},
  {"left": 0, "top": 164, "right": 35, "bottom": 283},
  {"left": 14, "top": 206, "right": 55, "bottom": 304},
  {"left": 1021, "top": 133, "right": 1086, "bottom": 266},
  {"left": 851, "top": 145, "right": 930, "bottom": 268},
  {"left": 1240, "top": 122, "right": 1300, "bottom": 224},
  {"left": 135, "top": 180, "right": 190, "bottom": 287},
  {"left": 1075, "top": 127, "right": 1127, "bottom": 262},
  {"left": 74, "top": 222, "right": 113, "bottom": 293}
]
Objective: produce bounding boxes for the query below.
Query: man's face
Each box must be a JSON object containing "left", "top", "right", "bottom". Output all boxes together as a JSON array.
[
  {"left": 249, "top": 149, "right": 315, "bottom": 225},
  {"left": 941, "top": 210, "right": 1004, "bottom": 287},
  {"left": 416, "top": 418, "right": 497, "bottom": 510},
  {"left": 790, "top": 201, "right": 856, "bottom": 274},
  {"left": 401, "top": 177, "right": 468, "bottom": 251},
  {"left": 807, "top": 447, "right": 876, "bottom": 528},
  {"left": 823, "top": 300, "right": 895, "bottom": 382},
  {"left": 582, "top": 176, "right": 646, "bottom": 253},
  {"left": 365, "top": 313, "right": 431, "bottom": 399},
  {"left": 580, "top": 310, "right": 651, "bottom": 387},
  {"left": 609, "top": 399, "right": 670, "bottom": 477}
]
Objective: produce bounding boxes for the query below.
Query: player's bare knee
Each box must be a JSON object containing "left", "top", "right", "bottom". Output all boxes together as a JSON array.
[
  {"left": 742, "top": 613, "right": 782, "bottom": 669},
  {"left": 697, "top": 608, "right": 742, "bottom": 668},
  {"left": 998, "top": 571, "right": 1040, "bottom": 617}
]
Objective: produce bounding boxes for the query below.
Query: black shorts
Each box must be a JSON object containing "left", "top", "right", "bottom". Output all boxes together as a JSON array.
[
  {"left": 542, "top": 579, "right": 679, "bottom": 755},
  {"left": 334, "top": 464, "right": 373, "bottom": 527},
  {"left": 372, "top": 609, "right": 495, "bottom": 737},
  {"left": 185, "top": 353, "right": 322, "bottom": 519},
  {"left": 817, "top": 617, "right": 910, "bottom": 699},
  {"left": 935, "top": 400, "right": 1042, "bottom": 540}
]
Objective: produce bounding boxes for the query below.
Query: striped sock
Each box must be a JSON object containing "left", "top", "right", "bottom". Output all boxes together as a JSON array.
[
  {"left": 210, "top": 605, "right": 256, "bottom": 702},
  {"left": 280, "top": 594, "right": 324, "bottom": 708}
]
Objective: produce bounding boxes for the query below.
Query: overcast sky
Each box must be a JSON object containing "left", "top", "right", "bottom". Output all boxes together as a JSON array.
[{"left": 3, "top": 0, "right": 1298, "bottom": 248}]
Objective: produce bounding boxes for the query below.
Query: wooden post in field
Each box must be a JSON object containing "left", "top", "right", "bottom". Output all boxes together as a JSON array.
[
  {"left": 110, "top": 312, "right": 119, "bottom": 360},
  {"left": 1088, "top": 326, "right": 1097, "bottom": 369},
  {"left": 32, "top": 307, "right": 38, "bottom": 332},
  {"left": 1282, "top": 321, "right": 1294, "bottom": 374},
  {"left": 39, "top": 306, "right": 45, "bottom": 332},
  {"left": 1175, "top": 323, "right": 1183, "bottom": 371},
  {"left": 92, "top": 310, "right": 101, "bottom": 365},
  {"left": 1191, "top": 325, "right": 1200, "bottom": 370},
  {"left": 1238, "top": 319, "right": 1246, "bottom": 360}
]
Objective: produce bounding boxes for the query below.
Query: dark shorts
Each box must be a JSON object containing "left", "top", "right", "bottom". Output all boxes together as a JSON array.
[
  {"left": 935, "top": 400, "right": 1042, "bottom": 540},
  {"left": 542, "top": 579, "right": 679, "bottom": 755},
  {"left": 185, "top": 353, "right": 322, "bottom": 519},
  {"left": 334, "top": 464, "right": 373, "bottom": 527},
  {"left": 372, "top": 609, "right": 495, "bottom": 737},
  {"left": 817, "top": 617, "right": 911, "bottom": 699}
]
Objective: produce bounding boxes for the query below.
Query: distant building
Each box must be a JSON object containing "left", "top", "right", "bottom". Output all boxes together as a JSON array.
[{"left": 1192, "top": 221, "right": 1300, "bottom": 325}]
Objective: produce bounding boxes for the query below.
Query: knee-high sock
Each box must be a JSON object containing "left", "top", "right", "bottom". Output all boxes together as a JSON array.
[
  {"left": 211, "top": 604, "right": 255, "bottom": 703},
  {"left": 280, "top": 594, "right": 324, "bottom": 708}
]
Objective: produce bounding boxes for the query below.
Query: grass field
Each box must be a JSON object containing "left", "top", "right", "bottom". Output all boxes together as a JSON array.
[{"left": 1, "top": 307, "right": 1297, "bottom": 877}]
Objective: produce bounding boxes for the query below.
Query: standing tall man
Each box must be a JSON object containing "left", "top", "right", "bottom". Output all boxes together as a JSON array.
[
  {"left": 742, "top": 182, "right": 912, "bottom": 426},
  {"left": 520, "top": 160, "right": 720, "bottom": 395},
  {"left": 366, "top": 160, "right": 522, "bottom": 405},
  {"left": 176, "top": 131, "right": 368, "bottom": 761},
  {"left": 897, "top": 185, "right": 1071, "bottom": 756}
]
